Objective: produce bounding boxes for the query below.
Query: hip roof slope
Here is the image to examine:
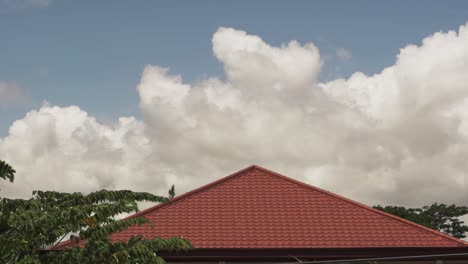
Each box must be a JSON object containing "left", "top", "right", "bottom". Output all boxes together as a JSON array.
[{"left": 111, "top": 165, "right": 468, "bottom": 248}]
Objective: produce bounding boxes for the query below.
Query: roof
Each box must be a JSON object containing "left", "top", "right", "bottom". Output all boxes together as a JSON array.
[{"left": 58, "top": 165, "right": 468, "bottom": 249}]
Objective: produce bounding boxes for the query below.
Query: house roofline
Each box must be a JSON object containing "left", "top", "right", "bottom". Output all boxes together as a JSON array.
[
  {"left": 250, "top": 165, "right": 468, "bottom": 247},
  {"left": 159, "top": 247, "right": 468, "bottom": 262},
  {"left": 54, "top": 165, "right": 468, "bottom": 250}
]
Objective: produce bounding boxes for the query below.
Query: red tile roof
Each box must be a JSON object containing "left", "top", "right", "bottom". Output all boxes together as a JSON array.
[
  {"left": 57, "top": 165, "right": 468, "bottom": 250},
  {"left": 109, "top": 165, "right": 467, "bottom": 248}
]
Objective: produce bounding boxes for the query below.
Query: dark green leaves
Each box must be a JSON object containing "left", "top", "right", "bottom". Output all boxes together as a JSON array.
[
  {"left": 374, "top": 203, "right": 468, "bottom": 238},
  {"left": 0, "top": 160, "right": 192, "bottom": 263},
  {"left": 168, "top": 185, "right": 175, "bottom": 199},
  {"left": 0, "top": 160, "right": 15, "bottom": 182}
]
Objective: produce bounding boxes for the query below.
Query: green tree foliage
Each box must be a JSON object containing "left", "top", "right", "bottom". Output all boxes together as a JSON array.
[
  {"left": 0, "top": 160, "right": 192, "bottom": 263},
  {"left": 0, "top": 160, "right": 15, "bottom": 182},
  {"left": 374, "top": 204, "right": 468, "bottom": 239}
]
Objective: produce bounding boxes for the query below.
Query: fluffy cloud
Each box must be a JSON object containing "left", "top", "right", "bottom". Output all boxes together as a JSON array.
[{"left": 1, "top": 25, "right": 468, "bottom": 209}]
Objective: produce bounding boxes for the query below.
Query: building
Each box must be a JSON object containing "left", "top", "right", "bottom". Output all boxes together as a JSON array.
[{"left": 57, "top": 165, "right": 468, "bottom": 263}]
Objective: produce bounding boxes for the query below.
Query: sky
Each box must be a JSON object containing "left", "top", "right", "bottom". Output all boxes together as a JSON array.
[{"left": 1, "top": 1, "right": 468, "bottom": 209}]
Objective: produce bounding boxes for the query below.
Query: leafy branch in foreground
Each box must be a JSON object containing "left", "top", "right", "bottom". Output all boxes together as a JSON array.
[
  {"left": 0, "top": 159, "right": 192, "bottom": 264},
  {"left": 0, "top": 160, "right": 15, "bottom": 182}
]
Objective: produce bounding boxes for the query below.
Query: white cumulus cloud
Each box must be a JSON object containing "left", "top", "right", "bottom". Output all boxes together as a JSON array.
[{"left": 1, "top": 24, "right": 468, "bottom": 209}]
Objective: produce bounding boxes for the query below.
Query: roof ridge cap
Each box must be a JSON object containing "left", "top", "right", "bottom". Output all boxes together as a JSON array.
[
  {"left": 124, "top": 165, "right": 259, "bottom": 220},
  {"left": 53, "top": 165, "right": 260, "bottom": 249},
  {"left": 252, "top": 165, "right": 468, "bottom": 247},
  {"left": 54, "top": 165, "right": 468, "bottom": 249}
]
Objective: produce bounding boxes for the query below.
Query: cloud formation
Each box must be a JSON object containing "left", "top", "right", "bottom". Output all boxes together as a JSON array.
[{"left": 1, "top": 24, "right": 468, "bottom": 208}]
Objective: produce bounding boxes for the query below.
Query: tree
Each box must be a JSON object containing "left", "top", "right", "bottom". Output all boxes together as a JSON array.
[
  {"left": 0, "top": 160, "right": 192, "bottom": 263},
  {"left": 374, "top": 204, "right": 468, "bottom": 239},
  {"left": 0, "top": 160, "right": 15, "bottom": 183}
]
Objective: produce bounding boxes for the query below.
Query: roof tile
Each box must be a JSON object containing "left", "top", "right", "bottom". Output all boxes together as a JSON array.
[{"left": 109, "top": 165, "right": 467, "bottom": 248}]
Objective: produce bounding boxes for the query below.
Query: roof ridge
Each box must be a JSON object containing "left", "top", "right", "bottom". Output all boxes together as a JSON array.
[
  {"left": 251, "top": 165, "right": 468, "bottom": 247},
  {"left": 53, "top": 165, "right": 258, "bottom": 250},
  {"left": 125, "top": 165, "right": 258, "bottom": 220},
  {"left": 54, "top": 165, "right": 468, "bottom": 250}
]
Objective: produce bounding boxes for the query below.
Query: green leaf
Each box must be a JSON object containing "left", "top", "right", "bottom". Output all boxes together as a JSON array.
[
  {"left": 1, "top": 160, "right": 191, "bottom": 263},
  {"left": 0, "top": 160, "right": 15, "bottom": 182},
  {"left": 168, "top": 185, "right": 175, "bottom": 199}
]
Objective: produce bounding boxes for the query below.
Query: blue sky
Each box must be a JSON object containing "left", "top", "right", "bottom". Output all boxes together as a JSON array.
[{"left": 1, "top": 0, "right": 467, "bottom": 136}]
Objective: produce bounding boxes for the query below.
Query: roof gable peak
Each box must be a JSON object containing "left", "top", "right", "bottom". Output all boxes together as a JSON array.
[{"left": 127, "top": 165, "right": 468, "bottom": 247}]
